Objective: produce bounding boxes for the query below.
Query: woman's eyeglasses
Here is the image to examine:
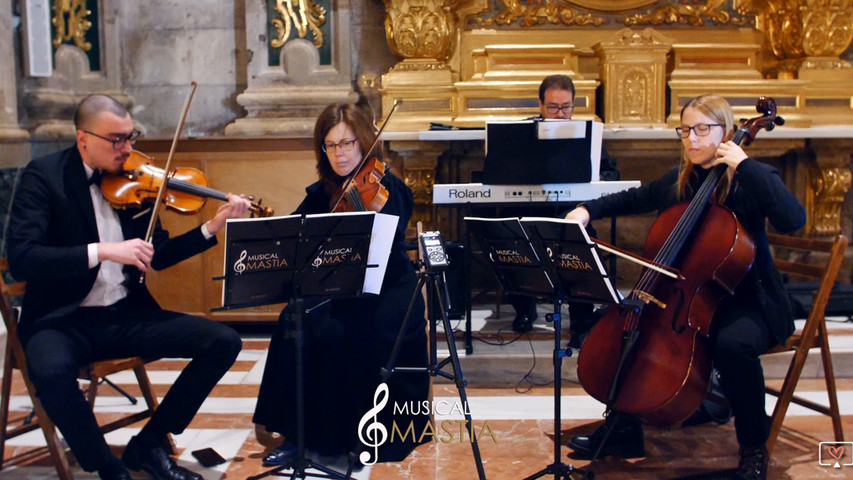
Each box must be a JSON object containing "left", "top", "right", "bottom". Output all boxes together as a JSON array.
[
  {"left": 322, "top": 138, "right": 358, "bottom": 153},
  {"left": 84, "top": 129, "right": 141, "bottom": 151},
  {"left": 675, "top": 123, "right": 724, "bottom": 138}
]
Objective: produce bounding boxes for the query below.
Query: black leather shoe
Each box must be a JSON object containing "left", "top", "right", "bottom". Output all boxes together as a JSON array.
[
  {"left": 568, "top": 415, "right": 644, "bottom": 459},
  {"left": 122, "top": 436, "right": 202, "bottom": 480},
  {"left": 734, "top": 446, "right": 768, "bottom": 480},
  {"left": 512, "top": 312, "right": 537, "bottom": 333},
  {"left": 262, "top": 442, "right": 298, "bottom": 466}
]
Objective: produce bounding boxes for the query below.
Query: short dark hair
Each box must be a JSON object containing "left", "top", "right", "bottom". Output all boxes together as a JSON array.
[
  {"left": 538, "top": 75, "right": 575, "bottom": 102},
  {"left": 73, "top": 94, "right": 129, "bottom": 130}
]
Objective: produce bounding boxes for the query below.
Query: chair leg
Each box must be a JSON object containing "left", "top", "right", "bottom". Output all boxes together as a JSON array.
[
  {"left": 18, "top": 370, "right": 75, "bottom": 480},
  {"left": 817, "top": 321, "right": 844, "bottom": 442},
  {"left": 0, "top": 347, "right": 14, "bottom": 465},
  {"left": 766, "top": 340, "right": 812, "bottom": 454}
]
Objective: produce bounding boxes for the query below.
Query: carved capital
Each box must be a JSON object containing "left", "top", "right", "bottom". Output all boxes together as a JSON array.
[
  {"left": 747, "top": 0, "right": 853, "bottom": 77},
  {"left": 383, "top": 0, "right": 459, "bottom": 62}
]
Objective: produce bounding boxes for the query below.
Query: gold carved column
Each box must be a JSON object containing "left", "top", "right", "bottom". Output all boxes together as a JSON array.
[
  {"left": 593, "top": 28, "right": 673, "bottom": 127},
  {"left": 805, "top": 139, "right": 853, "bottom": 237},
  {"left": 380, "top": 0, "right": 461, "bottom": 130}
]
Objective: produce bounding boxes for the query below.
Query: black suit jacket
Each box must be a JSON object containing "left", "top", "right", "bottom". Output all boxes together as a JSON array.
[{"left": 7, "top": 145, "right": 217, "bottom": 336}]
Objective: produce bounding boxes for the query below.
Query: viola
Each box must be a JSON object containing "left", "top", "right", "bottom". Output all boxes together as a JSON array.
[
  {"left": 576, "top": 97, "right": 784, "bottom": 427},
  {"left": 331, "top": 157, "right": 389, "bottom": 213},
  {"left": 100, "top": 150, "right": 274, "bottom": 217}
]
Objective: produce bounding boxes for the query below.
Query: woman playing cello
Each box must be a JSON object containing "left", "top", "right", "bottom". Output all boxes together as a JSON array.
[
  {"left": 253, "top": 102, "right": 430, "bottom": 470},
  {"left": 564, "top": 95, "right": 805, "bottom": 480}
]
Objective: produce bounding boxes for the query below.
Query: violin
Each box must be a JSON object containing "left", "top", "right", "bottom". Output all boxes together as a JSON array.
[
  {"left": 576, "top": 97, "right": 784, "bottom": 427},
  {"left": 100, "top": 150, "right": 274, "bottom": 217},
  {"left": 329, "top": 100, "right": 401, "bottom": 213},
  {"left": 331, "top": 157, "right": 389, "bottom": 213}
]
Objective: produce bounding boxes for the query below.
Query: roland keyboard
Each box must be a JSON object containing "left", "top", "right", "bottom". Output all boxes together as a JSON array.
[{"left": 432, "top": 181, "right": 640, "bottom": 205}]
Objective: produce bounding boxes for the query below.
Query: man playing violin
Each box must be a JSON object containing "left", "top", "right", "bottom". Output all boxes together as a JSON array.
[
  {"left": 253, "top": 102, "right": 430, "bottom": 471},
  {"left": 563, "top": 95, "right": 805, "bottom": 480},
  {"left": 8, "top": 94, "right": 252, "bottom": 480}
]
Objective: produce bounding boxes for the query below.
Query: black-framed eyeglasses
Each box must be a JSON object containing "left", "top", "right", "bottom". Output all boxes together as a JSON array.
[
  {"left": 322, "top": 138, "right": 358, "bottom": 153},
  {"left": 675, "top": 123, "right": 724, "bottom": 138},
  {"left": 83, "top": 129, "right": 141, "bottom": 151},
  {"left": 545, "top": 104, "right": 575, "bottom": 115}
]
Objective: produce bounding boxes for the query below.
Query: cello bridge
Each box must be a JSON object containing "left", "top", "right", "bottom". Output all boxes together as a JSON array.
[{"left": 635, "top": 290, "right": 666, "bottom": 309}]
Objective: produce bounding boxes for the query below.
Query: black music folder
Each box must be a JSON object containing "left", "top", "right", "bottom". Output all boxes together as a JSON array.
[
  {"left": 465, "top": 216, "right": 618, "bottom": 304},
  {"left": 216, "top": 211, "right": 398, "bottom": 309},
  {"left": 483, "top": 120, "right": 603, "bottom": 185}
]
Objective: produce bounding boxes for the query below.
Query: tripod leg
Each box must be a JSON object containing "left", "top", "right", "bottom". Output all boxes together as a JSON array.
[
  {"left": 431, "top": 276, "right": 488, "bottom": 480},
  {"left": 99, "top": 377, "right": 138, "bottom": 405},
  {"left": 380, "top": 274, "right": 428, "bottom": 382}
]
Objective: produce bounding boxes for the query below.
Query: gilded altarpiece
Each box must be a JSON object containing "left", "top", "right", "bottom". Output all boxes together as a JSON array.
[{"left": 379, "top": 0, "right": 853, "bottom": 260}]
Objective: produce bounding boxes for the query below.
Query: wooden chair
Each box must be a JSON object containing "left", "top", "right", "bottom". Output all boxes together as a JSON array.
[
  {"left": 0, "top": 258, "right": 167, "bottom": 479},
  {"left": 764, "top": 233, "right": 848, "bottom": 454}
]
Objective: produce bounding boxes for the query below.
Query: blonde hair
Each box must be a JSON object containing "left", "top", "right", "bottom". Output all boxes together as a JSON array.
[{"left": 676, "top": 95, "right": 736, "bottom": 202}]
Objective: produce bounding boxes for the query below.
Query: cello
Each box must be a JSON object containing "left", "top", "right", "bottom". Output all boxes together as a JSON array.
[{"left": 576, "top": 97, "right": 785, "bottom": 427}]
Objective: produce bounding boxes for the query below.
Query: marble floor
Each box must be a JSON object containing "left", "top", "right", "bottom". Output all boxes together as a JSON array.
[{"left": 2, "top": 308, "right": 853, "bottom": 480}]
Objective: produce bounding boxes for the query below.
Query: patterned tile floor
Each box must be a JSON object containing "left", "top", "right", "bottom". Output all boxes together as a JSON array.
[{"left": 2, "top": 309, "right": 853, "bottom": 480}]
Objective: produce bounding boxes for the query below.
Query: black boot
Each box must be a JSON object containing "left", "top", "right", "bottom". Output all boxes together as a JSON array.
[
  {"left": 733, "top": 445, "right": 768, "bottom": 480},
  {"left": 568, "top": 414, "right": 644, "bottom": 459}
]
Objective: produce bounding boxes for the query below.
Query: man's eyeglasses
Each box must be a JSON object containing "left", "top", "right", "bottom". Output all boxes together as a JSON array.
[
  {"left": 545, "top": 104, "right": 575, "bottom": 115},
  {"left": 84, "top": 129, "right": 141, "bottom": 151},
  {"left": 322, "top": 138, "right": 358, "bottom": 153},
  {"left": 675, "top": 123, "right": 724, "bottom": 138}
]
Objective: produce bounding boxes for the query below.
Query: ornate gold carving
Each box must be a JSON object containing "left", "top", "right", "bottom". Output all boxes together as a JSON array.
[
  {"left": 270, "top": 0, "right": 327, "bottom": 49},
  {"left": 620, "top": 71, "right": 648, "bottom": 117},
  {"left": 741, "top": 0, "right": 853, "bottom": 78},
  {"left": 471, "top": 0, "right": 607, "bottom": 27},
  {"left": 571, "top": 0, "right": 658, "bottom": 11},
  {"left": 403, "top": 168, "right": 436, "bottom": 228},
  {"left": 622, "top": 0, "right": 750, "bottom": 26},
  {"left": 51, "top": 0, "right": 92, "bottom": 51},
  {"left": 383, "top": 0, "right": 458, "bottom": 61},
  {"left": 807, "top": 164, "right": 852, "bottom": 236}
]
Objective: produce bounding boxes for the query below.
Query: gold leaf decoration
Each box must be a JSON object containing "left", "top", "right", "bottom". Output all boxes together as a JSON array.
[
  {"left": 52, "top": 0, "right": 92, "bottom": 51},
  {"left": 471, "top": 0, "right": 608, "bottom": 27},
  {"left": 270, "top": 0, "right": 327, "bottom": 49},
  {"left": 622, "top": 0, "right": 749, "bottom": 27}
]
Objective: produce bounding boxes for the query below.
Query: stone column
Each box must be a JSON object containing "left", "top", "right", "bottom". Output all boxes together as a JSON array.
[
  {"left": 593, "top": 28, "right": 673, "bottom": 128},
  {"left": 19, "top": 0, "right": 131, "bottom": 148},
  {"left": 226, "top": 0, "right": 357, "bottom": 137},
  {"left": 1, "top": 0, "right": 30, "bottom": 162}
]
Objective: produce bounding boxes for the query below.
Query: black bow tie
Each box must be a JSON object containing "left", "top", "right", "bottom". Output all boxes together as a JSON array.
[{"left": 88, "top": 170, "right": 103, "bottom": 186}]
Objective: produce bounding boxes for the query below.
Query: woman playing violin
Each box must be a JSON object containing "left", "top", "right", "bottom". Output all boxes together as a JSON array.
[
  {"left": 253, "top": 102, "right": 430, "bottom": 470},
  {"left": 564, "top": 95, "right": 805, "bottom": 480}
]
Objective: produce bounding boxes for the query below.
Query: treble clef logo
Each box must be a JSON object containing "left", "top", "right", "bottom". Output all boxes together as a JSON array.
[
  {"left": 233, "top": 250, "right": 247, "bottom": 275},
  {"left": 357, "top": 383, "right": 389, "bottom": 465}
]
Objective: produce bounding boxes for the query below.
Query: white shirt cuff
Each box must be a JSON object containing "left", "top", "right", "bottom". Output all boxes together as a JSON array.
[
  {"left": 88, "top": 243, "right": 99, "bottom": 269},
  {"left": 201, "top": 221, "right": 214, "bottom": 240}
]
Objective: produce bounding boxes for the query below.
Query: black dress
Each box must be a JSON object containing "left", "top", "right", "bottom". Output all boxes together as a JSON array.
[
  {"left": 253, "top": 172, "right": 430, "bottom": 462},
  {"left": 581, "top": 158, "right": 806, "bottom": 447}
]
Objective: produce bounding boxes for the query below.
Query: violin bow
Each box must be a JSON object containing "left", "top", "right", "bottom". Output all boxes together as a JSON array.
[
  {"left": 330, "top": 99, "right": 401, "bottom": 212},
  {"left": 139, "top": 81, "right": 198, "bottom": 282}
]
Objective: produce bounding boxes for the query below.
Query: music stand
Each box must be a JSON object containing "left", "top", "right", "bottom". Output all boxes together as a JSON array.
[
  {"left": 380, "top": 231, "right": 488, "bottom": 480},
  {"left": 215, "top": 211, "right": 397, "bottom": 479},
  {"left": 465, "top": 216, "right": 619, "bottom": 480}
]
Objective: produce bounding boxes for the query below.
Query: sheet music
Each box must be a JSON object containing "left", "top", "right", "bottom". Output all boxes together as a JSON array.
[{"left": 364, "top": 212, "right": 398, "bottom": 294}]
